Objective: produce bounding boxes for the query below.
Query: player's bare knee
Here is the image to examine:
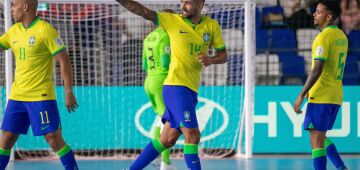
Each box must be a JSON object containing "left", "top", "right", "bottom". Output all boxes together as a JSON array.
[
  {"left": 184, "top": 130, "right": 200, "bottom": 144},
  {"left": 310, "top": 138, "right": 324, "bottom": 149},
  {"left": 2, "top": 133, "right": 16, "bottom": 143},
  {"left": 313, "top": 140, "right": 324, "bottom": 149},
  {"left": 160, "top": 135, "right": 177, "bottom": 148},
  {"left": 45, "top": 132, "right": 65, "bottom": 151},
  {"left": 0, "top": 131, "right": 18, "bottom": 149}
]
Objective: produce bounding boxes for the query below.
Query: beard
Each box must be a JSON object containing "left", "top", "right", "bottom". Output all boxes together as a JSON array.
[
  {"left": 182, "top": 9, "right": 194, "bottom": 19},
  {"left": 185, "top": 14, "right": 195, "bottom": 19},
  {"left": 313, "top": 19, "right": 322, "bottom": 28}
]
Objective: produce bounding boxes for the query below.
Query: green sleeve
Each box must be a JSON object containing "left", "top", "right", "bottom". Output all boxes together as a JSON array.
[
  {"left": 159, "top": 34, "right": 171, "bottom": 68},
  {"left": 142, "top": 44, "right": 148, "bottom": 72},
  {"left": 155, "top": 12, "right": 160, "bottom": 26}
]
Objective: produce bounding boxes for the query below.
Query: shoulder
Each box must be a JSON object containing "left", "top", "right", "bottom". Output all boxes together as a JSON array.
[
  {"left": 39, "top": 19, "right": 57, "bottom": 32},
  {"left": 203, "top": 15, "right": 220, "bottom": 26},
  {"left": 6, "top": 23, "right": 22, "bottom": 34},
  {"left": 315, "top": 31, "right": 331, "bottom": 43},
  {"left": 335, "top": 28, "right": 348, "bottom": 40},
  {"left": 158, "top": 28, "right": 169, "bottom": 38},
  {"left": 203, "top": 16, "right": 222, "bottom": 33},
  {"left": 144, "top": 30, "right": 156, "bottom": 41},
  {"left": 158, "top": 12, "right": 181, "bottom": 21}
]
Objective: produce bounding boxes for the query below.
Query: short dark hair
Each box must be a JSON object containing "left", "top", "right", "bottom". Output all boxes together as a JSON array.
[{"left": 318, "top": 0, "right": 341, "bottom": 20}]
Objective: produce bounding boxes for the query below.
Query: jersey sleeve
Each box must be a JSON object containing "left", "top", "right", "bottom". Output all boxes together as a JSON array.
[
  {"left": 0, "top": 33, "right": 10, "bottom": 50},
  {"left": 159, "top": 34, "right": 171, "bottom": 68},
  {"left": 312, "top": 35, "right": 331, "bottom": 61},
  {"left": 43, "top": 24, "right": 66, "bottom": 56},
  {"left": 211, "top": 20, "right": 226, "bottom": 51},
  {"left": 155, "top": 12, "right": 173, "bottom": 31}
]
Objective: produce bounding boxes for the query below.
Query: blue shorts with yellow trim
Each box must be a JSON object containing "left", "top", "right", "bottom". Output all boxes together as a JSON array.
[
  {"left": 162, "top": 85, "right": 198, "bottom": 132},
  {"left": 303, "top": 103, "right": 340, "bottom": 132},
  {"left": 1, "top": 100, "right": 61, "bottom": 136}
]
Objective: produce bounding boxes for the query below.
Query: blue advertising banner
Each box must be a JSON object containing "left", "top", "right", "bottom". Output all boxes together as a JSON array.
[
  {"left": 3, "top": 86, "right": 359, "bottom": 153},
  {"left": 12, "top": 86, "right": 243, "bottom": 150}
]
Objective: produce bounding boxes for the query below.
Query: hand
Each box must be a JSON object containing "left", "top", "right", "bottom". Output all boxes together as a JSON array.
[
  {"left": 65, "top": 90, "right": 78, "bottom": 113},
  {"left": 293, "top": 95, "right": 304, "bottom": 114},
  {"left": 197, "top": 53, "right": 212, "bottom": 67}
]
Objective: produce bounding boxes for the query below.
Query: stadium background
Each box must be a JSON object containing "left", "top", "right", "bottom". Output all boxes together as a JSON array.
[{"left": 0, "top": 0, "right": 359, "bottom": 165}]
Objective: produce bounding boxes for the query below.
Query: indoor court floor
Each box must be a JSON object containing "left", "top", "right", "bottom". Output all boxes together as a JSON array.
[{"left": 5, "top": 155, "right": 360, "bottom": 170}]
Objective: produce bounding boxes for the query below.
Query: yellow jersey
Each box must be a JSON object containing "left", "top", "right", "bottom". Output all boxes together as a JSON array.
[
  {"left": 156, "top": 13, "right": 225, "bottom": 92},
  {"left": 308, "top": 26, "right": 348, "bottom": 105},
  {"left": 0, "top": 17, "right": 65, "bottom": 101}
]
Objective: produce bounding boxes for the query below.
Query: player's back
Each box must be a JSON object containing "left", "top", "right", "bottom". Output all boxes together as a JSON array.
[
  {"left": 143, "top": 27, "right": 170, "bottom": 76},
  {"left": 309, "top": 26, "right": 348, "bottom": 105}
]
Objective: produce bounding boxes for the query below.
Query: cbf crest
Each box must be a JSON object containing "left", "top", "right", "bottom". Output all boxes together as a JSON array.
[
  {"left": 203, "top": 32, "right": 210, "bottom": 44},
  {"left": 184, "top": 111, "right": 191, "bottom": 122},
  {"left": 29, "top": 36, "right": 35, "bottom": 46}
]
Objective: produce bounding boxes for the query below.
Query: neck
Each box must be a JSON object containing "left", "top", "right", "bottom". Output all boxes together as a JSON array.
[
  {"left": 320, "top": 21, "right": 334, "bottom": 31},
  {"left": 189, "top": 13, "right": 202, "bottom": 24},
  {"left": 22, "top": 13, "right": 37, "bottom": 29}
]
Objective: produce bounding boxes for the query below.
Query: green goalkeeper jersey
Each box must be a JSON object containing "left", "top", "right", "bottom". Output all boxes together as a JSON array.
[{"left": 142, "top": 27, "right": 171, "bottom": 76}]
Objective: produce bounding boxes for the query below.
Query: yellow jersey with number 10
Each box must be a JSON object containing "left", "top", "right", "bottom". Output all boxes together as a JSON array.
[
  {"left": 0, "top": 17, "right": 65, "bottom": 101},
  {"left": 309, "top": 26, "right": 348, "bottom": 105},
  {"left": 156, "top": 13, "right": 226, "bottom": 93}
]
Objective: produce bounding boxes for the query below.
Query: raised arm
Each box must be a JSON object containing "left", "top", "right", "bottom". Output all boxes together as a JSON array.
[{"left": 117, "top": 0, "right": 157, "bottom": 22}]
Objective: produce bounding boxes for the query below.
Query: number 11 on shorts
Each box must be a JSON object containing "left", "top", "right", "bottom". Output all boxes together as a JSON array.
[{"left": 40, "top": 111, "right": 50, "bottom": 124}]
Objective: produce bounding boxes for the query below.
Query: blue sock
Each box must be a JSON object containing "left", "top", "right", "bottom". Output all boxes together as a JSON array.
[
  {"left": 325, "top": 138, "right": 347, "bottom": 170},
  {"left": 184, "top": 144, "right": 201, "bottom": 170},
  {"left": 130, "top": 138, "right": 166, "bottom": 170},
  {"left": 313, "top": 148, "right": 327, "bottom": 170},
  {"left": 58, "top": 144, "right": 78, "bottom": 170},
  {"left": 0, "top": 148, "right": 10, "bottom": 170}
]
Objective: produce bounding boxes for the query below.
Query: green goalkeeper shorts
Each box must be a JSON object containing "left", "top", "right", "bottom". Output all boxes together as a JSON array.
[{"left": 144, "top": 75, "right": 167, "bottom": 116}]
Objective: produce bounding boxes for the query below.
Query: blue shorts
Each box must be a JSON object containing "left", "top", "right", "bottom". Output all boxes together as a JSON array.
[
  {"left": 162, "top": 85, "right": 198, "bottom": 132},
  {"left": 303, "top": 103, "right": 340, "bottom": 132},
  {"left": 1, "top": 100, "right": 61, "bottom": 136}
]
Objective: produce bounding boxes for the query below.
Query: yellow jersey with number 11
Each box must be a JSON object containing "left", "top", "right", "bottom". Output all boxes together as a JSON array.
[{"left": 0, "top": 17, "right": 65, "bottom": 101}]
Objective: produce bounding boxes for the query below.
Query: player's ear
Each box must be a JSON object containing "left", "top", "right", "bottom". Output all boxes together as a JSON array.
[
  {"left": 199, "top": 0, "right": 205, "bottom": 8},
  {"left": 326, "top": 13, "right": 333, "bottom": 22},
  {"left": 23, "top": 2, "right": 29, "bottom": 12}
]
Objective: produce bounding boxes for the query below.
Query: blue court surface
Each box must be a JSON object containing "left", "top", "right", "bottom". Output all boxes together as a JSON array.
[{"left": 6, "top": 155, "right": 360, "bottom": 170}]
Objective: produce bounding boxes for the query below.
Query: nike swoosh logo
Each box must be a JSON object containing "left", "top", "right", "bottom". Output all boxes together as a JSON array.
[
  {"left": 41, "top": 125, "right": 50, "bottom": 131},
  {"left": 192, "top": 160, "right": 200, "bottom": 164},
  {"left": 179, "top": 30, "right": 188, "bottom": 34}
]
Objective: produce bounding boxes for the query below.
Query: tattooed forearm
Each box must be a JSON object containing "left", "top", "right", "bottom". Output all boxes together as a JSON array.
[
  {"left": 117, "top": 0, "right": 157, "bottom": 22},
  {"left": 299, "top": 60, "right": 325, "bottom": 97}
]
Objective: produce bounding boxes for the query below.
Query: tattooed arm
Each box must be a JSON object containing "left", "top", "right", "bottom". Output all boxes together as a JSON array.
[
  {"left": 293, "top": 60, "right": 325, "bottom": 113},
  {"left": 117, "top": 0, "right": 157, "bottom": 22}
]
